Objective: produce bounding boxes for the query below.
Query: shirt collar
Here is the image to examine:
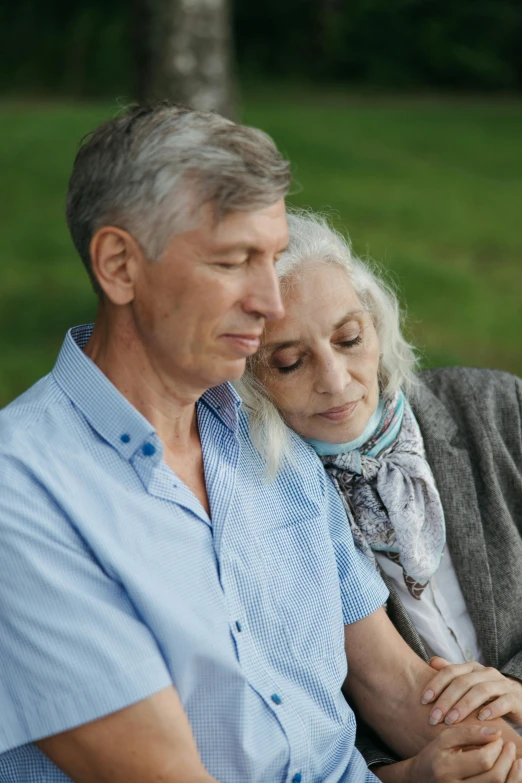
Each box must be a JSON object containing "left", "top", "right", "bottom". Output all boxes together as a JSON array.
[
  {"left": 53, "top": 324, "right": 157, "bottom": 461},
  {"left": 52, "top": 325, "right": 242, "bottom": 460},
  {"left": 200, "top": 383, "right": 242, "bottom": 433}
]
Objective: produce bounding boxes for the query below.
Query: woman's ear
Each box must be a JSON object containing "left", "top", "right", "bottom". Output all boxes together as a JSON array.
[{"left": 89, "top": 226, "right": 143, "bottom": 305}]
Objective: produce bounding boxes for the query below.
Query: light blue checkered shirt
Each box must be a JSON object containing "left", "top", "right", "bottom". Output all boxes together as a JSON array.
[{"left": 0, "top": 325, "right": 387, "bottom": 782}]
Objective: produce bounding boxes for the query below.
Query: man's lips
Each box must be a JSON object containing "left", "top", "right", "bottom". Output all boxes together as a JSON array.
[
  {"left": 316, "top": 401, "right": 360, "bottom": 422},
  {"left": 221, "top": 333, "right": 262, "bottom": 355}
]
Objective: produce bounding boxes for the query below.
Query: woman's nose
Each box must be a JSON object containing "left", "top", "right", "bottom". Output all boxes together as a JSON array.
[{"left": 315, "top": 355, "right": 349, "bottom": 396}]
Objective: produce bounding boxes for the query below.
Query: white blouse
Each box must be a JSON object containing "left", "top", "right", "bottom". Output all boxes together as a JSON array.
[{"left": 376, "top": 545, "right": 485, "bottom": 665}]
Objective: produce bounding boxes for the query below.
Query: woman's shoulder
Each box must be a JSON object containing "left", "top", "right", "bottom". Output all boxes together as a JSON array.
[
  {"left": 413, "top": 366, "right": 522, "bottom": 441},
  {"left": 417, "top": 366, "right": 521, "bottom": 404}
]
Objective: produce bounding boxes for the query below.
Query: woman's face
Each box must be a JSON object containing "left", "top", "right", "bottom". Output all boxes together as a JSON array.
[{"left": 257, "top": 262, "right": 380, "bottom": 443}]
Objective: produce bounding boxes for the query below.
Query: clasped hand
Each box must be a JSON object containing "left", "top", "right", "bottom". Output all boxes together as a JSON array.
[
  {"left": 403, "top": 657, "right": 522, "bottom": 782},
  {"left": 422, "top": 657, "right": 522, "bottom": 728},
  {"left": 407, "top": 726, "right": 521, "bottom": 783}
]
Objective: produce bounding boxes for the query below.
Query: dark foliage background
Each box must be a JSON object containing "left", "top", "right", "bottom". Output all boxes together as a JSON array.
[
  {"left": 2, "top": 0, "right": 522, "bottom": 97},
  {"left": 1, "top": 1, "right": 521, "bottom": 405}
]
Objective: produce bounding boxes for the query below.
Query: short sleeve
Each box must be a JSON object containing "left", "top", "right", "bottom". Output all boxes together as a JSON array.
[
  {"left": 0, "top": 455, "right": 172, "bottom": 754},
  {"left": 324, "top": 474, "right": 388, "bottom": 625}
]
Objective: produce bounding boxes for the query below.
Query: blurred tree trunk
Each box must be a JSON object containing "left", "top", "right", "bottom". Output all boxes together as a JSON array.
[{"left": 131, "top": 0, "right": 237, "bottom": 119}]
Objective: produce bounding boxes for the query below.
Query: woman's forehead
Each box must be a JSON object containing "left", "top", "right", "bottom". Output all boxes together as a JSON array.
[
  {"left": 265, "top": 264, "right": 363, "bottom": 342},
  {"left": 283, "top": 262, "right": 356, "bottom": 305}
]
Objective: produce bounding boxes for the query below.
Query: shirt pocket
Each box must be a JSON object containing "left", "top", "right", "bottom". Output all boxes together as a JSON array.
[{"left": 254, "top": 518, "right": 346, "bottom": 673}]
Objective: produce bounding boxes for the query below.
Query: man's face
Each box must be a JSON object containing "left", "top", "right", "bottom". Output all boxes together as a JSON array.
[{"left": 132, "top": 199, "right": 288, "bottom": 393}]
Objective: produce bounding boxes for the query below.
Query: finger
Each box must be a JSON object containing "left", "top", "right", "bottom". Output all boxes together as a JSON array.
[
  {"left": 469, "top": 740, "right": 516, "bottom": 782},
  {"left": 430, "top": 656, "right": 452, "bottom": 671},
  {"left": 427, "top": 672, "right": 504, "bottom": 725},
  {"left": 446, "top": 738, "right": 504, "bottom": 779},
  {"left": 506, "top": 758, "right": 522, "bottom": 783},
  {"left": 442, "top": 680, "right": 508, "bottom": 725},
  {"left": 437, "top": 725, "right": 501, "bottom": 751},
  {"left": 422, "top": 662, "right": 484, "bottom": 706},
  {"left": 478, "top": 694, "right": 518, "bottom": 722}
]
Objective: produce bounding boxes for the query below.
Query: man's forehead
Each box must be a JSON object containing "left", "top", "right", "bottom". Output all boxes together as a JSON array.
[
  {"left": 166, "top": 199, "right": 288, "bottom": 257},
  {"left": 211, "top": 200, "right": 288, "bottom": 246}
]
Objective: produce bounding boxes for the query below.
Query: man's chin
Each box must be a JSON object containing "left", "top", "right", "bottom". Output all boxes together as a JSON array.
[
  {"left": 205, "top": 357, "right": 247, "bottom": 388},
  {"left": 224, "top": 357, "right": 248, "bottom": 382}
]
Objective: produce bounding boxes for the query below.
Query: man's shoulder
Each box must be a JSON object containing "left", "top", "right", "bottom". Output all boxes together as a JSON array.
[
  {"left": 236, "top": 406, "right": 327, "bottom": 499},
  {"left": 0, "top": 373, "right": 73, "bottom": 462}
]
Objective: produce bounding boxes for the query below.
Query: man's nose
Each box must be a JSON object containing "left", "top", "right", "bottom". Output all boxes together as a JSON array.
[
  {"left": 315, "top": 354, "right": 349, "bottom": 396},
  {"left": 244, "top": 262, "right": 285, "bottom": 322}
]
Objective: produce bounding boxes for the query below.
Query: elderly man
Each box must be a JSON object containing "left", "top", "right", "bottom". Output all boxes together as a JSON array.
[{"left": 0, "top": 104, "right": 520, "bottom": 783}]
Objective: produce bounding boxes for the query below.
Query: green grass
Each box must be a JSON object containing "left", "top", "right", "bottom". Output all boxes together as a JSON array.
[{"left": 1, "top": 89, "right": 522, "bottom": 406}]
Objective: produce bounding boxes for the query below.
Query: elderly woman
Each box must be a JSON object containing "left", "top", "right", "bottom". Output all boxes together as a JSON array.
[{"left": 236, "top": 210, "right": 522, "bottom": 781}]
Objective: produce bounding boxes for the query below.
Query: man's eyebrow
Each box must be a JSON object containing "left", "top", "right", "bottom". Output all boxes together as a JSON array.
[
  {"left": 210, "top": 242, "right": 289, "bottom": 257},
  {"left": 209, "top": 244, "right": 252, "bottom": 257}
]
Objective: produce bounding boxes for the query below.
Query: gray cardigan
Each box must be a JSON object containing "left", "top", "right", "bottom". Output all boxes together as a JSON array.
[{"left": 354, "top": 366, "right": 522, "bottom": 768}]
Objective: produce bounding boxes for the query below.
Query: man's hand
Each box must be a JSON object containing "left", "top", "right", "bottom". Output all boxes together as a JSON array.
[
  {"left": 36, "top": 686, "right": 217, "bottom": 783},
  {"left": 421, "top": 656, "right": 522, "bottom": 727},
  {"left": 375, "top": 727, "right": 522, "bottom": 783}
]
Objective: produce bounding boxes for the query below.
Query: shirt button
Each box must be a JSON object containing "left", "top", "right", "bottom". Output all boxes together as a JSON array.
[
  {"left": 142, "top": 443, "right": 156, "bottom": 457},
  {"left": 235, "top": 620, "right": 243, "bottom": 632},
  {"left": 465, "top": 649, "right": 474, "bottom": 662},
  {"left": 271, "top": 693, "right": 282, "bottom": 705},
  {"left": 292, "top": 775, "right": 302, "bottom": 783},
  {"left": 120, "top": 433, "right": 131, "bottom": 444}
]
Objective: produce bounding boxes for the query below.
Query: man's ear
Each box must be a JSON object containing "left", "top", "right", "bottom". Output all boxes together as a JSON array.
[{"left": 89, "top": 227, "right": 143, "bottom": 305}]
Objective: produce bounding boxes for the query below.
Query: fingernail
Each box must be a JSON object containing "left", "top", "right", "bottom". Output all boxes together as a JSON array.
[
  {"left": 421, "top": 689, "right": 435, "bottom": 704},
  {"left": 481, "top": 727, "right": 498, "bottom": 735},
  {"left": 445, "top": 709, "right": 459, "bottom": 725},
  {"left": 429, "top": 708, "right": 443, "bottom": 725},
  {"left": 515, "top": 758, "right": 522, "bottom": 770},
  {"left": 479, "top": 708, "right": 492, "bottom": 720}
]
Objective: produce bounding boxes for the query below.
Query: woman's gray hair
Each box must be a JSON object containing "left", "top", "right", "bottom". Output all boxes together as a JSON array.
[
  {"left": 66, "top": 103, "right": 291, "bottom": 294},
  {"left": 235, "top": 209, "right": 418, "bottom": 476}
]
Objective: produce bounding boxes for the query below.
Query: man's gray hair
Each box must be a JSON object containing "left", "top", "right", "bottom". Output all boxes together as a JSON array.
[
  {"left": 235, "top": 209, "right": 419, "bottom": 476},
  {"left": 66, "top": 103, "right": 292, "bottom": 294}
]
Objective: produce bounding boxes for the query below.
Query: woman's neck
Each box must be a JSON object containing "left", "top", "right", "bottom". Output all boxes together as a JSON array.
[{"left": 305, "top": 398, "right": 384, "bottom": 456}]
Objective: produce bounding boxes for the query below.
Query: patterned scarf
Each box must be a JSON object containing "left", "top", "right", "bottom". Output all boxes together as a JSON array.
[{"left": 320, "top": 391, "right": 446, "bottom": 599}]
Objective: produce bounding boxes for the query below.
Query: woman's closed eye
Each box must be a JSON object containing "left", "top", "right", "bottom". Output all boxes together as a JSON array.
[
  {"left": 339, "top": 335, "right": 362, "bottom": 349},
  {"left": 275, "top": 358, "right": 303, "bottom": 375},
  {"left": 272, "top": 335, "right": 362, "bottom": 375}
]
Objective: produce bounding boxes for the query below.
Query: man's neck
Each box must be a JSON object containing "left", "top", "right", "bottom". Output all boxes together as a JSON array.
[{"left": 83, "top": 307, "right": 204, "bottom": 453}]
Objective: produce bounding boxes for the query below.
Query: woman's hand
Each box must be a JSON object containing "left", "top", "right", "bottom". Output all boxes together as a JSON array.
[
  {"left": 420, "top": 657, "right": 522, "bottom": 727},
  {"left": 376, "top": 726, "right": 522, "bottom": 783}
]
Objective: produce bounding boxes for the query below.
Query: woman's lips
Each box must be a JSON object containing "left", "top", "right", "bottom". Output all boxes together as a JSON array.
[{"left": 316, "top": 400, "right": 359, "bottom": 422}]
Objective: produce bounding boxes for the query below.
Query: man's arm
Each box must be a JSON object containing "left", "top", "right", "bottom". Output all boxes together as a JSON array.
[
  {"left": 343, "top": 607, "right": 522, "bottom": 760},
  {"left": 36, "top": 686, "right": 218, "bottom": 783},
  {"left": 0, "top": 454, "right": 217, "bottom": 782}
]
